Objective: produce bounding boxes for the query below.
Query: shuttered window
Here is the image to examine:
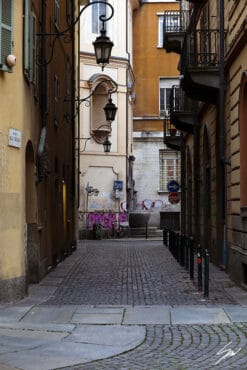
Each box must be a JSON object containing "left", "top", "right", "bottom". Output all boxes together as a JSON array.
[
  {"left": 23, "top": 1, "right": 37, "bottom": 83},
  {"left": 159, "top": 150, "right": 180, "bottom": 192},
  {"left": 0, "top": 0, "right": 13, "bottom": 72}
]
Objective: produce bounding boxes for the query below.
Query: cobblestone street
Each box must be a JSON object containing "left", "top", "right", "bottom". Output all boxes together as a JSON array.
[
  {"left": 0, "top": 239, "right": 246, "bottom": 370},
  {"left": 44, "top": 240, "right": 239, "bottom": 306},
  {"left": 47, "top": 240, "right": 247, "bottom": 369}
]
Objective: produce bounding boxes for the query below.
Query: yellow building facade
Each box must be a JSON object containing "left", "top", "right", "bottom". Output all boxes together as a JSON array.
[
  {"left": 132, "top": 1, "right": 181, "bottom": 228},
  {"left": 0, "top": 1, "right": 79, "bottom": 302}
]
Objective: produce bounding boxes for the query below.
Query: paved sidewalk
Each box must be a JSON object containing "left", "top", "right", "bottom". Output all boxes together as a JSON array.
[{"left": 0, "top": 239, "right": 246, "bottom": 370}]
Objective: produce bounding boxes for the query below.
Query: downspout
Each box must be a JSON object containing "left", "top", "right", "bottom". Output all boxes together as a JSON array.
[
  {"left": 37, "top": 1, "right": 47, "bottom": 181},
  {"left": 218, "top": 0, "right": 226, "bottom": 267},
  {"left": 77, "top": 0, "right": 81, "bottom": 210},
  {"left": 126, "top": 0, "right": 130, "bottom": 212}
]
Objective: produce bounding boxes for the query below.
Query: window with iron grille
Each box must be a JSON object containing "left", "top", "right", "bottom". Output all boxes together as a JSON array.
[
  {"left": 0, "top": 0, "right": 13, "bottom": 72},
  {"left": 159, "top": 150, "right": 180, "bottom": 192},
  {"left": 91, "top": 0, "right": 106, "bottom": 34}
]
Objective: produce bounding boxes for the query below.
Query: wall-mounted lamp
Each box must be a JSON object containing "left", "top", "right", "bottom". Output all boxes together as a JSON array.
[
  {"left": 73, "top": 77, "right": 118, "bottom": 153},
  {"left": 38, "top": 1, "right": 114, "bottom": 69},
  {"left": 79, "top": 124, "right": 112, "bottom": 153},
  {"left": 104, "top": 94, "right": 118, "bottom": 123},
  {"left": 103, "top": 135, "right": 112, "bottom": 153}
]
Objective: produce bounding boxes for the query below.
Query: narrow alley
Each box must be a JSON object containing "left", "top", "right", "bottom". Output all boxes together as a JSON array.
[{"left": 0, "top": 239, "right": 246, "bottom": 370}]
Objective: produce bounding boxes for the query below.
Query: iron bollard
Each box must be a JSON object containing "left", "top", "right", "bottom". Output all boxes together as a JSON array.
[
  {"left": 185, "top": 236, "right": 189, "bottom": 270},
  {"left": 197, "top": 246, "right": 203, "bottom": 291},
  {"left": 180, "top": 234, "right": 185, "bottom": 267},
  {"left": 204, "top": 249, "right": 210, "bottom": 298},
  {"left": 176, "top": 233, "right": 180, "bottom": 261},
  {"left": 163, "top": 227, "right": 168, "bottom": 246},
  {"left": 189, "top": 237, "right": 194, "bottom": 280}
]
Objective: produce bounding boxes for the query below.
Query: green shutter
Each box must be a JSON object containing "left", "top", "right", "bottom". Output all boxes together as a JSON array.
[{"left": 0, "top": 0, "right": 13, "bottom": 72}]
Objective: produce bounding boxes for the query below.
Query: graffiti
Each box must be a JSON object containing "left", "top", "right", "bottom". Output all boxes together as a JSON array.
[
  {"left": 141, "top": 199, "right": 165, "bottom": 210},
  {"left": 85, "top": 212, "right": 127, "bottom": 229}
]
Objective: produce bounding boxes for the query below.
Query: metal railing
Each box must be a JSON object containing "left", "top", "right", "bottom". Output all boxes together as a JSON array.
[
  {"left": 163, "top": 10, "right": 191, "bottom": 34},
  {"left": 164, "top": 115, "right": 181, "bottom": 137},
  {"left": 163, "top": 228, "right": 210, "bottom": 298},
  {"left": 181, "top": 29, "right": 220, "bottom": 73},
  {"left": 169, "top": 85, "right": 195, "bottom": 113}
]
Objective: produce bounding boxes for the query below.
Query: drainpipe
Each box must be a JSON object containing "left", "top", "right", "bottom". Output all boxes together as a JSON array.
[
  {"left": 218, "top": 0, "right": 226, "bottom": 268},
  {"left": 126, "top": 0, "right": 130, "bottom": 212},
  {"left": 77, "top": 0, "right": 81, "bottom": 210},
  {"left": 37, "top": 1, "right": 47, "bottom": 181}
]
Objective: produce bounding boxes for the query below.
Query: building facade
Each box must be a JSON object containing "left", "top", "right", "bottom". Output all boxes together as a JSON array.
[
  {"left": 164, "top": 0, "right": 247, "bottom": 286},
  {"left": 0, "top": 0, "right": 79, "bottom": 302},
  {"left": 132, "top": 0, "right": 181, "bottom": 228},
  {"left": 78, "top": 0, "right": 140, "bottom": 236}
]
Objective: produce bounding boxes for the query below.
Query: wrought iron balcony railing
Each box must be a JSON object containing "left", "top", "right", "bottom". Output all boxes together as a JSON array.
[
  {"left": 169, "top": 85, "right": 196, "bottom": 134},
  {"left": 169, "top": 85, "right": 194, "bottom": 113},
  {"left": 163, "top": 10, "right": 191, "bottom": 35},
  {"left": 164, "top": 115, "right": 181, "bottom": 137},
  {"left": 181, "top": 29, "right": 220, "bottom": 73}
]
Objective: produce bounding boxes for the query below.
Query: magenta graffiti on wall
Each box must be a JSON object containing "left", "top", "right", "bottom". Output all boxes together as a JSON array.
[{"left": 87, "top": 212, "right": 127, "bottom": 229}]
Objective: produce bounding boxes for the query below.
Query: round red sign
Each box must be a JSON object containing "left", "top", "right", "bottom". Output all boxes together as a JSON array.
[{"left": 168, "top": 192, "right": 180, "bottom": 204}]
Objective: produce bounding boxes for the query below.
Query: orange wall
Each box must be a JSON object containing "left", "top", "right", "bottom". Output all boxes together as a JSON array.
[{"left": 133, "top": 2, "right": 179, "bottom": 127}]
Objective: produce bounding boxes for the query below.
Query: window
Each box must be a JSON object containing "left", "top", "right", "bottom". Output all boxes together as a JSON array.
[
  {"left": 157, "top": 15, "right": 163, "bottom": 47},
  {"left": 91, "top": 0, "right": 106, "bottom": 34},
  {"left": 159, "top": 78, "right": 179, "bottom": 116},
  {"left": 55, "top": 0, "right": 60, "bottom": 30},
  {"left": 0, "top": 0, "right": 13, "bottom": 72},
  {"left": 24, "top": 1, "right": 37, "bottom": 83},
  {"left": 159, "top": 150, "right": 180, "bottom": 192},
  {"left": 54, "top": 75, "right": 59, "bottom": 126}
]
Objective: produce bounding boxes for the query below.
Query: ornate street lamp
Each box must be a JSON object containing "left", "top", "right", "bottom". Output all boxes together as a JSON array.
[
  {"left": 93, "top": 27, "right": 114, "bottom": 71},
  {"left": 38, "top": 1, "right": 114, "bottom": 69},
  {"left": 104, "top": 95, "right": 118, "bottom": 123},
  {"left": 103, "top": 135, "right": 112, "bottom": 153}
]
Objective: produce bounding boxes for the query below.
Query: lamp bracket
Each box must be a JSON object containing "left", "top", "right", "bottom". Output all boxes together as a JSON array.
[{"left": 37, "top": 1, "right": 114, "bottom": 66}]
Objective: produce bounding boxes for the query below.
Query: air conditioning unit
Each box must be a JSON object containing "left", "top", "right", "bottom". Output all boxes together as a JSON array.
[{"left": 160, "top": 110, "right": 169, "bottom": 117}]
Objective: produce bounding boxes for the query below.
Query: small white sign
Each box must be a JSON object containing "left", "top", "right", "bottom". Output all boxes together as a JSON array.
[{"left": 8, "top": 128, "right": 22, "bottom": 148}]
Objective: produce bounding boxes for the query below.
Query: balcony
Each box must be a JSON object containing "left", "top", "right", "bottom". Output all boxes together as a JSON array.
[
  {"left": 169, "top": 86, "right": 195, "bottom": 134},
  {"left": 164, "top": 115, "right": 182, "bottom": 150},
  {"left": 163, "top": 10, "right": 190, "bottom": 54},
  {"left": 180, "top": 29, "right": 220, "bottom": 104}
]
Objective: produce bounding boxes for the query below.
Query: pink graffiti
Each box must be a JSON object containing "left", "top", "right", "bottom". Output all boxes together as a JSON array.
[{"left": 87, "top": 212, "right": 127, "bottom": 229}]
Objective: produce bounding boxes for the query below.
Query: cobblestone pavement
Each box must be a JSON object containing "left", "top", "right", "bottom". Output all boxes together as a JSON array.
[
  {"left": 61, "top": 323, "right": 247, "bottom": 370},
  {"left": 44, "top": 240, "right": 238, "bottom": 306},
  {"left": 40, "top": 240, "right": 247, "bottom": 370}
]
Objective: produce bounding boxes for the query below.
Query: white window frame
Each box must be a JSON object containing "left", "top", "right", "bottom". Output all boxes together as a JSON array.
[
  {"left": 157, "top": 14, "right": 163, "bottom": 48},
  {"left": 91, "top": 0, "right": 107, "bottom": 34},
  {"left": 159, "top": 78, "right": 179, "bottom": 116}
]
